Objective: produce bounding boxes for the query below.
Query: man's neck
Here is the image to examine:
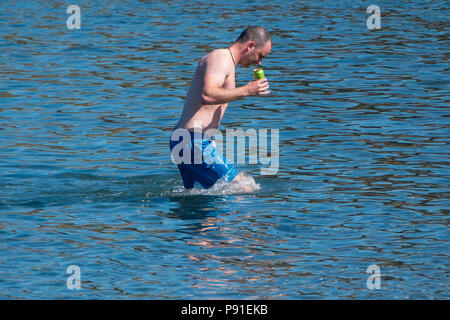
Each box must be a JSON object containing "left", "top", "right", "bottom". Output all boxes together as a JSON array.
[{"left": 228, "top": 43, "right": 245, "bottom": 66}]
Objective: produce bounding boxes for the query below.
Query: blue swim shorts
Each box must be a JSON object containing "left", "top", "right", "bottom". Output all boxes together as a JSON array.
[{"left": 170, "top": 129, "right": 238, "bottom": 189}]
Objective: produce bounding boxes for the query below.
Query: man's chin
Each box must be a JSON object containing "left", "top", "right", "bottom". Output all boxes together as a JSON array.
[{"left": 240, "top": 61, "right": 256, "bottom": 68}]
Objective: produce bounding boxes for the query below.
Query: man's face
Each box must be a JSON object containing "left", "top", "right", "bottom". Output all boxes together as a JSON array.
[{"left": 241, "top": 40, "right": 272, "bottom": 68}]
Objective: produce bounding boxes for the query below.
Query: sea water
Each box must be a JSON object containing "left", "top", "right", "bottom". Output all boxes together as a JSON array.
[{"left": 0, "top": 0, "right": 448, "bottom": 299}]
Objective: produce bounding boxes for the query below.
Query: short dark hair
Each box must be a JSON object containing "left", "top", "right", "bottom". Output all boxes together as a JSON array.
[{"left": 236, "top": 26, "right": 271, "bottom": 48}]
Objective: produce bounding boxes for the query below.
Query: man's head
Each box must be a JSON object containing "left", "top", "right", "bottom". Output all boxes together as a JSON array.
[{"left": 235, "top": 26, "right": 271, "bottom": 67}]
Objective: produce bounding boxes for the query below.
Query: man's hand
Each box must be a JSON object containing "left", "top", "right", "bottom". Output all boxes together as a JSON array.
[{"left": 246, "top": 78, "right": 270, "bottom": 96}]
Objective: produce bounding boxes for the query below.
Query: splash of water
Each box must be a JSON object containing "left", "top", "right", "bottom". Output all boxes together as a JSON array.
[{"left": 169, "top": 174, "right": 261, "bottom": 196}]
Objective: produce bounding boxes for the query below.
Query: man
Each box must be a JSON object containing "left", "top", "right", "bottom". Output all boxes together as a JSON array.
[{"left": 170, "top": 26, "right": 272, "bottom": 191}]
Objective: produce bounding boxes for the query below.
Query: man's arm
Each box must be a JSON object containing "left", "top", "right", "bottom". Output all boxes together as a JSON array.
[{"left": 200, "top": 54, "right": 270, "bottom": 105}]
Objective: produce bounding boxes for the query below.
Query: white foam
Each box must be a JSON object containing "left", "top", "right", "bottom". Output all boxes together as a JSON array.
[{"left": 169, "top": 174, "right": 260, "bottom": 196}]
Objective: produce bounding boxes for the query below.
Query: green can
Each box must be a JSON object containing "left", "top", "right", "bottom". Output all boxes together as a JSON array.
[{"left": 253, "top": 67, "right": 265, "bottom": 80}]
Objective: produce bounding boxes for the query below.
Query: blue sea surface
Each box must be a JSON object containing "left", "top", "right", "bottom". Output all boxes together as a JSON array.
[{"left": 0, "top": 0, "right": 449, "bottom": 299}]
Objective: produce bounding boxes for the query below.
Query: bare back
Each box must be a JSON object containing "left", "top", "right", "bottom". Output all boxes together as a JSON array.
[{"left": 175, "top": 49, "right": 236, "bottom": 132}]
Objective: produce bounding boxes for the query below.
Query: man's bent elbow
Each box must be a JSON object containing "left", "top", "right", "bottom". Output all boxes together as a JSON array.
[
  {"left": 200, "top": 93, "right": 210, "bottom": 105},
  {"left": 200, "top": 92, "right": 216, "bottom": 105}
]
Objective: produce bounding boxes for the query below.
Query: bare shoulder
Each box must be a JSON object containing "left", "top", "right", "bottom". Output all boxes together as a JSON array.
[
  {"left": 202, "top": 49, "right": 233, "bottom": 68},
  {"left": 209, "top": 48, "right": 229, "bottom": 58},
  {"left": 196, "top": 49, "right": 233, "bottom": 80}
]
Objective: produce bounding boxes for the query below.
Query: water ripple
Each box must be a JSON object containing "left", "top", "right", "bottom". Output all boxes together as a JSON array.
[{"left": 0, "top": 0, "right": 448, "bottom": 299}]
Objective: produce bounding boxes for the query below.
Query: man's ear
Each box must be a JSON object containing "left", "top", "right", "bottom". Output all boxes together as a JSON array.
[{"left": 247, "top": 40, "right": 256, "bottom": 51}]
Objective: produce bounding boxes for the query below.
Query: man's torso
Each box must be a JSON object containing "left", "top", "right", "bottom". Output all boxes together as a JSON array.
[{"left": 175, "top": 49, "right": 235, "bottom": 132}]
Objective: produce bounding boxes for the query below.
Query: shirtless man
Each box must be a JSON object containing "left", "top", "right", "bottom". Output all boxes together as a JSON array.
[{"left": 170, "top": 26, "right": 272, "bottom": 191}]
